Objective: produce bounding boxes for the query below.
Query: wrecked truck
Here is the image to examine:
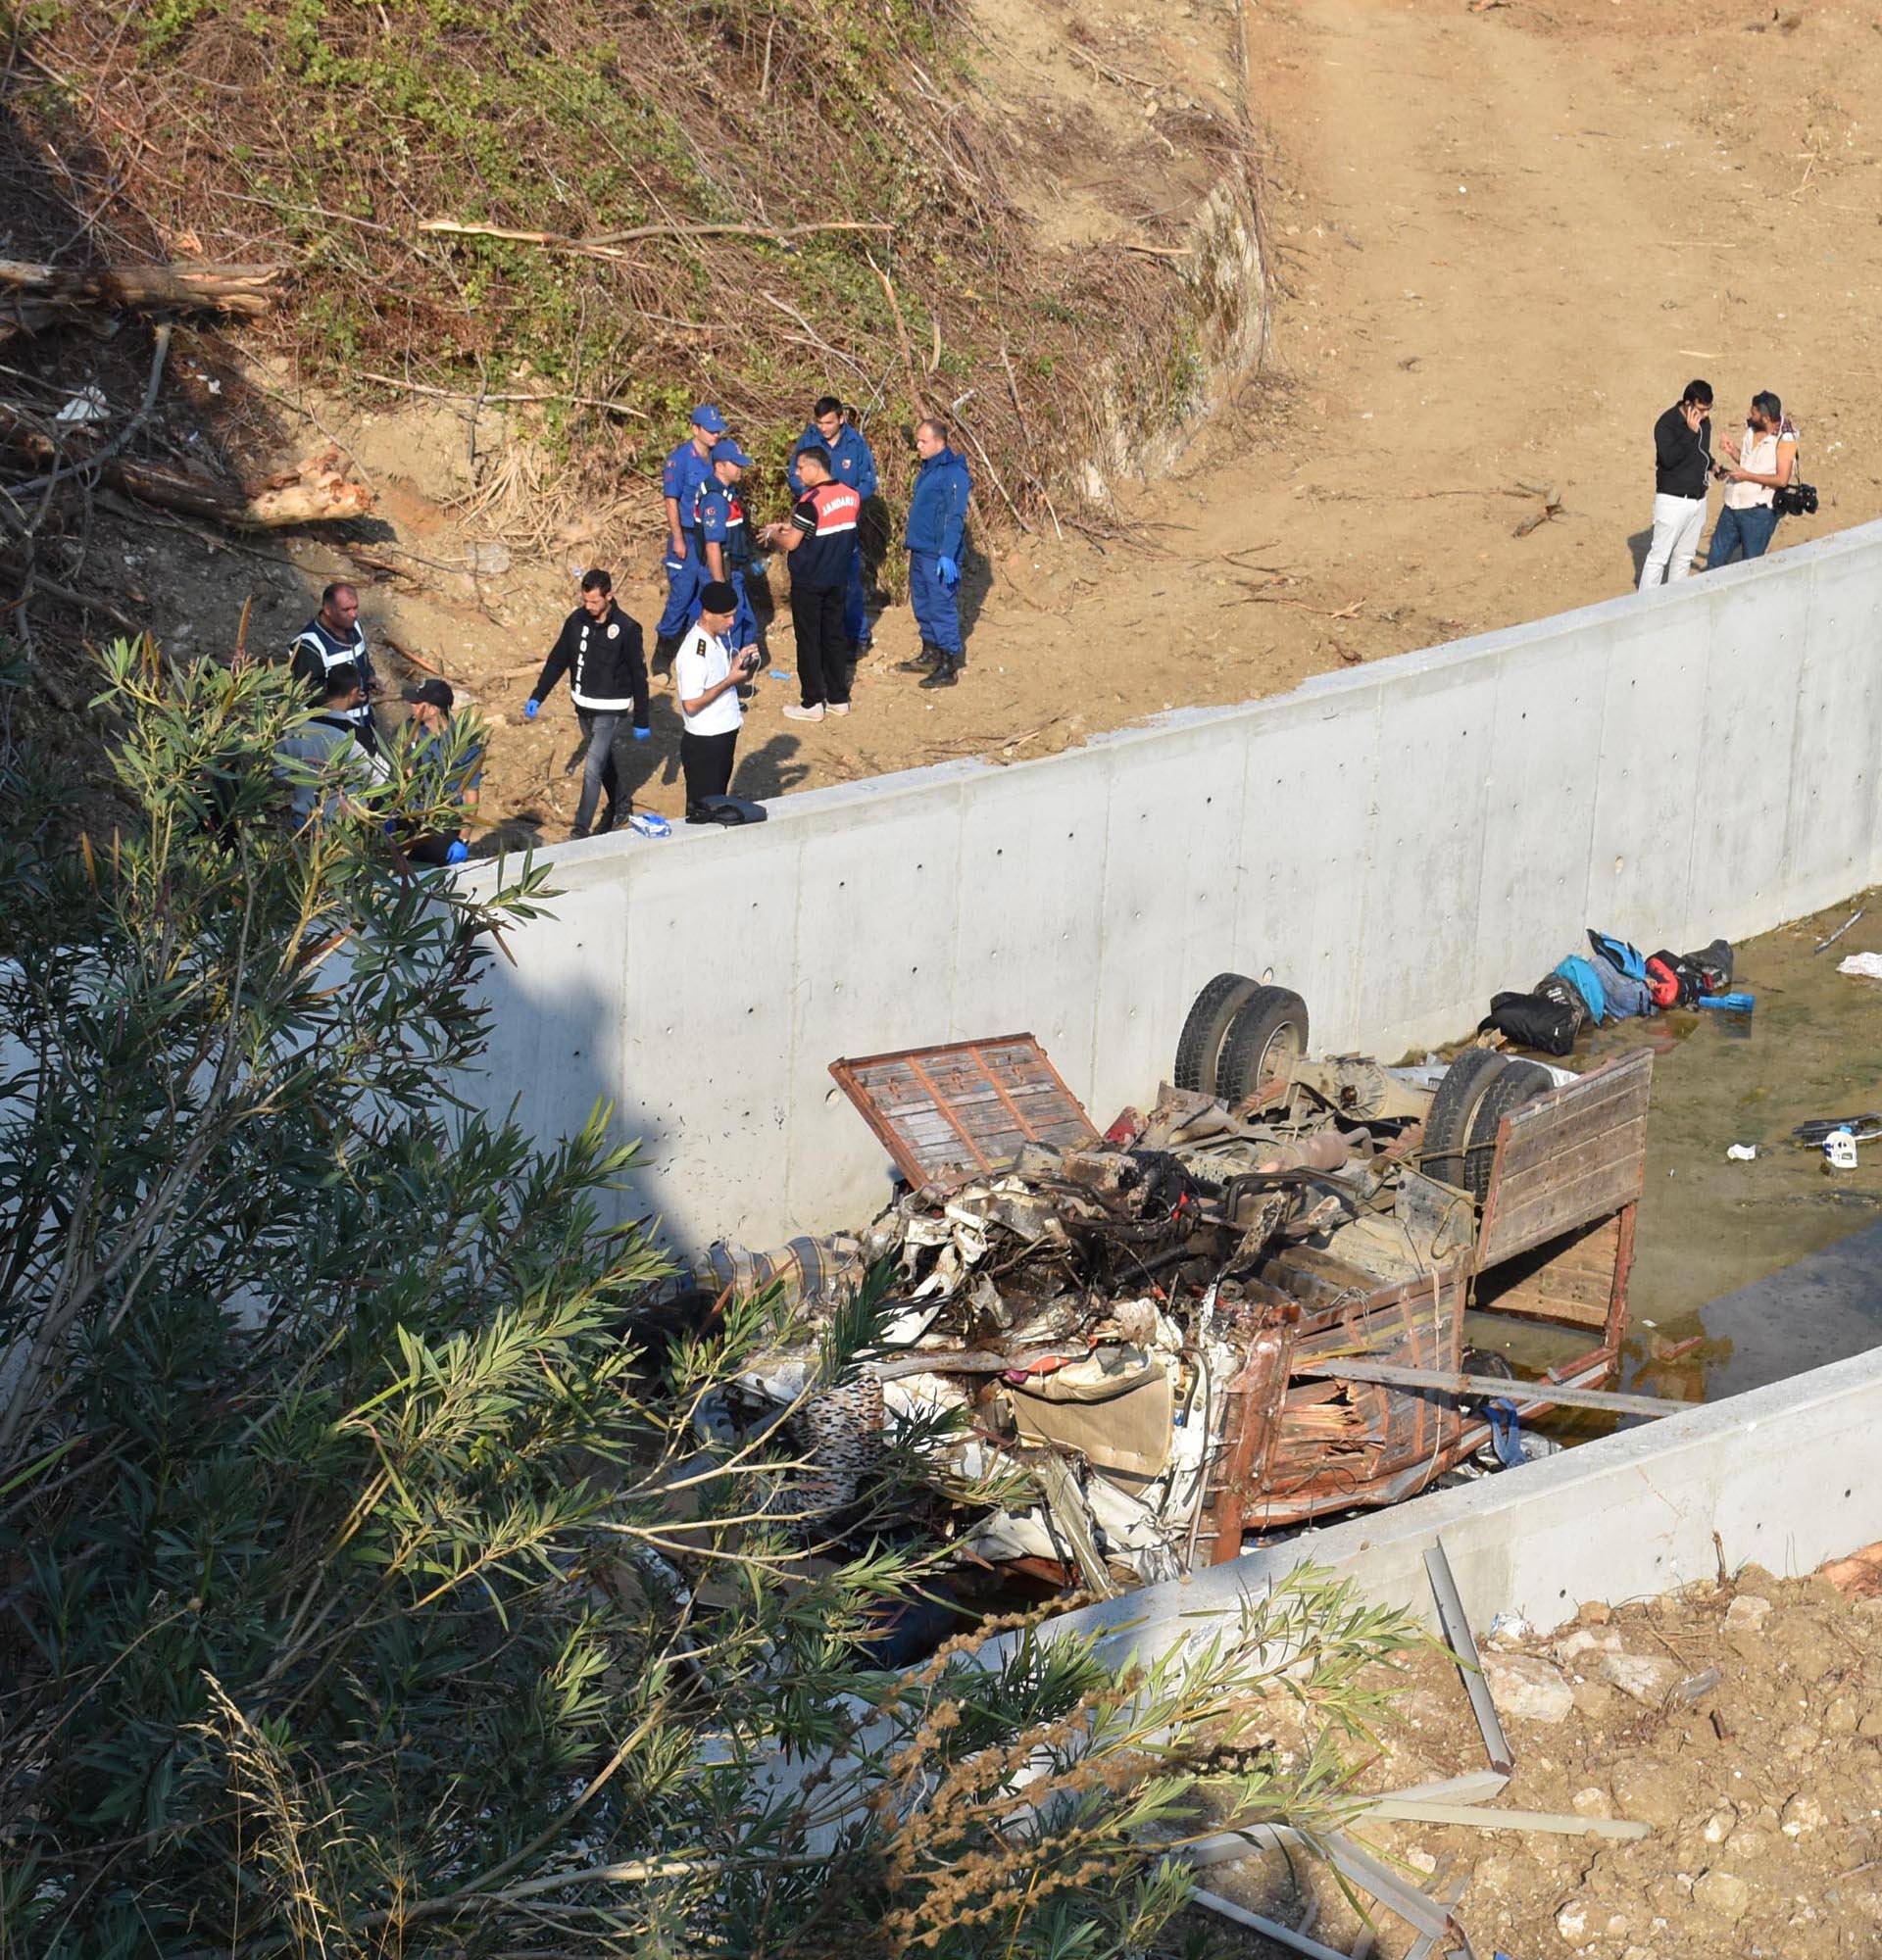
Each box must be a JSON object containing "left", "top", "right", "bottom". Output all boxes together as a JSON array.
[{"left": 694, "top": 979, "right": 1658, "bottom": 1592}]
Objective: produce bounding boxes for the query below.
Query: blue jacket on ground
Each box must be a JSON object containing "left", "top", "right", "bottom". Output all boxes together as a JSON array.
[
  {"left": 788, "top": 422, "right": 878, "bottom": 500},
  {"left": 904, "top": 446, "right": 971, "bottom": 560}
]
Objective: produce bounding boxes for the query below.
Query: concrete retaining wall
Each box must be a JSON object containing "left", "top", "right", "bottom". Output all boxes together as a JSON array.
[
  {"left": 466, "top": 518, "right": 1882, "bottom": 1254},
  {"left": 1012, "top": 1341, "right": 1882, "bottom": 1665}
]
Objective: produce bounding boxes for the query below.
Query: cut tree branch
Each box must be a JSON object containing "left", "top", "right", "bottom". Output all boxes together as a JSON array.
[
  {"left": 0, "top": 260, "right": 284, "bottom": 335},
  {"left": 417, "top": 218, "right": 893, "bottom": 263}
]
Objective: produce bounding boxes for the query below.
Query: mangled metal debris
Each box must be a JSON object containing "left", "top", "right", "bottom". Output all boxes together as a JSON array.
[{"left": 691, "top": 979, "right": 1659, "bottom": 1593}]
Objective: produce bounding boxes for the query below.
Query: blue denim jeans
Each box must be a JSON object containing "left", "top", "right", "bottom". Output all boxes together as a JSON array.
[
  {"left": 1709, "top": 504, "right": 1779, "bottom": 569},
  {"left": 573, "top": 708, "right": 624, "bottom": 834}
]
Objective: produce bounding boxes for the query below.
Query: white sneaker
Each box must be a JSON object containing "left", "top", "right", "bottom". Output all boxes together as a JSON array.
[
  {"left": 826, "top": 702, "right": 852, "bottom": 716},
  {"left": 781, "top": 704, "right": 824, "bottom": 722}
]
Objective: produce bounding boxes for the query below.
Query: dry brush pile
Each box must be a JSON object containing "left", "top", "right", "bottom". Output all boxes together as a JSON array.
[{"left": 1, "top": 0, "right": 1257, "bottom": 687}]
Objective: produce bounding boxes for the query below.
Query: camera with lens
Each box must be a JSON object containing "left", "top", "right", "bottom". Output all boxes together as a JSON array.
[{"left": 1774, "top": 479, "right": 1818, "bottom": 516}]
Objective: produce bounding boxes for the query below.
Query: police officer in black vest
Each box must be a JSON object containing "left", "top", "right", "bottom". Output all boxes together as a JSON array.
[{"left": 289, "top": 582, "right": 383, "bottom": 754}]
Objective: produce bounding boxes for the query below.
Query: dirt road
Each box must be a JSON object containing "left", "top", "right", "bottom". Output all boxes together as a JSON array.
[{"left": 188, "top": 0, "right": 1882, "bottom": 835}]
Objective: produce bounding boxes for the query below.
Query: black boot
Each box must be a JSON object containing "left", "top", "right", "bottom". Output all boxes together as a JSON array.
[
  {"left": 898, "top": 641, "right": 941, "bottom": 675},
  {"left": 918, "top": 653, "right": 960, "bottom": 690},
  {"left": 651, "top": 634, "right": 679, "bottom": 677}
]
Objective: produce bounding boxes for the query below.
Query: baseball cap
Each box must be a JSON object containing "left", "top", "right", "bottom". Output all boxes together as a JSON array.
[
  {"left": 698, "top": 580, "right": 737, "bottom": 613},
  {"left": 401, "top": 678, "right": 455, "bottom": 710},
  {"left": 690, "top": 404, "right": 728, "bottom": 433},
  {"left": 711, "top": 437, "right": 754, "bottom": 467}
]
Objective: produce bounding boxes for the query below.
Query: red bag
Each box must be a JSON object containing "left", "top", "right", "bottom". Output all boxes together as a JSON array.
[{"left": 1645, "top": 955, "right": 1683, "bottom": 1009}]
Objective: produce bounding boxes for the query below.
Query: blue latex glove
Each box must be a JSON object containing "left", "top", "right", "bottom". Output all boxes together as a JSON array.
[
  {"left": 523, "top": 698, "right": 539, "bottom": 719},
  {"left": 937, "top": 555, "right": 960, "bottom": 589},
  {"left": 444, "top": 840, "right": 469, "bottom": 865},
  {"left": 631, "top": 724, "right": 651, "bottom": 742}
]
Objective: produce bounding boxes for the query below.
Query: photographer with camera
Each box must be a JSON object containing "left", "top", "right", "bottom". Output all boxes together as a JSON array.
[
  {"left": 1639, "top": 379, "right": 1714, "bottom": 589},
  {"left": 675, "top": 580, "right": 759, "bottom": 823},
  {"left": 1709, "top": 391, "right": 1802, "bottom": 569}
]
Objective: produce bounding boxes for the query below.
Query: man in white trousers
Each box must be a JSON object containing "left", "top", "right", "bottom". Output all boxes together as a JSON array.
[{"left": 1639, "top": 379, "right": 1714, "bottom": 589}]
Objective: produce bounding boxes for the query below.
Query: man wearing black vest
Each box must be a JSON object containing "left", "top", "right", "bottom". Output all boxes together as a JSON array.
[
  {"left": 289, "top": 582, "right": 383, "bottom": 753},
  {"left": 1639, "top": 379, "right": 1713, "bottom": 589}
]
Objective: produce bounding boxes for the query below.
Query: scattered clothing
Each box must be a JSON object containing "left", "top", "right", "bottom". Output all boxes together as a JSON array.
[
  {"left": 1553, "top": 955, "right": 1609, "bottom": 1026},
  {"left": 1478, "top": 990, "right": 1580, "bottom": 1056},
  {"left": 1585, "top": 949, "right": 1654, "bottom": 1021},
  {"left": 1838, "top": 953, "right": 1882, "bottom": 980}
]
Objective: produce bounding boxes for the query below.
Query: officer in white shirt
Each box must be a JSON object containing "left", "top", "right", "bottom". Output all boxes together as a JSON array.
[{"left": 674, "top": 580, "right": 758, "bottom": 822}]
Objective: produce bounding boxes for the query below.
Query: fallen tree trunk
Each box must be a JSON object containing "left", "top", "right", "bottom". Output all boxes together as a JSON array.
[
  {"left": 0, "top": 260, "right": 285, "bottom": 334},
  {"left": 5, "top": 429, "right": 371, "bottom": 530},
  {"left": 105, "top": 450, "right": 371, "bottom": 529}
]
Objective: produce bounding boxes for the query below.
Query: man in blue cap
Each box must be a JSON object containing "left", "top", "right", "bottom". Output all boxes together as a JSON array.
[
  {"left": 900, "top": 416, "right": 972, "bottom": 689},
  {"left": 654, "top": 404, "right": 728, "bottom": 669},
  {"left": 694, "top": 437, "right": 762, "bottom": 662},
  {"left": 788, "top": 396, "right": 878, "bottom": 660}
]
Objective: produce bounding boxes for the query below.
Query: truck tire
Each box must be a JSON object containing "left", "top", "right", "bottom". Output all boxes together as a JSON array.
[
  {"left": 1172, "top": 972, "right": 1260, "bottom": 1094},
  {"left": 1422, "top": 1049, "right": 1509, "bottom": 1193},
  {"left": 1214, "top": 986, "right": 1312, "bottom": 1102},
  {"left": 1460, "top": 1058, "right": 1555, "bottom": 1202}
]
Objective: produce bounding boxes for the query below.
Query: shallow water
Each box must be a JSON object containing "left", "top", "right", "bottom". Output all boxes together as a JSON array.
[{"left": 1474, "top": 889, "right": 1882, "bottom": 1414}]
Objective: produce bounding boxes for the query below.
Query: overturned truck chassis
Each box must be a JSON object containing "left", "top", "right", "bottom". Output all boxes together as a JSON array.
[{"left": 704, "top": 1034, "right": 1653, "bottom": 1592}]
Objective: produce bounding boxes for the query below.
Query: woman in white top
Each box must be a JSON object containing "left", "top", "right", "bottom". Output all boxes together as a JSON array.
[
  {"left": 675, "top": 580, "right": 758, "bottom": 820},
  {"left": 1709, "top": 390, "right": 1798, "bottom": 568}
]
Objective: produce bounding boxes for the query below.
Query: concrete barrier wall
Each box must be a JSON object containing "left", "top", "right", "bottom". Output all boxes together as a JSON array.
[
  {"left": 1012, "top": 1341, "right": 1882, "bottom": 1665},
  {"left": 466, "top": 518, "right": 1882, "bottom": 1254}
]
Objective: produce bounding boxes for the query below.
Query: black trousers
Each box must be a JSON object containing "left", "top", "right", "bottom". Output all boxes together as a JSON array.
[
  {"left": 405, "top": 831, "right": 461, "bottom": 866},
  {"left": 789, "top": 582, "right": 850, "bottom": 708},
  {"left": 681, "top": 727, "right": 738, "bottom": 808}
]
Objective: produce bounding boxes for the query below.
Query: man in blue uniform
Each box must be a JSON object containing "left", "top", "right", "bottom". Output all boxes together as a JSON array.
[
  {"left": 900, "top": 417, "right": 972, "bottom": 690},
  {"left": 788, "top": 396, "right": 877, "bottom": 658},
  {"left": 695, "top": 437, "right": 761, "bottom": 662},
  {"left": 655, "top": 405, "right": 728, "bottom": 669}
]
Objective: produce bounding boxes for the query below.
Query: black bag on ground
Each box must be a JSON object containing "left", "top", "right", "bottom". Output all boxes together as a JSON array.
[
  {"left": 1478, "top": 989, "right": 1579, "bottom": 1057},
  {"left": 1681, "top": 938, "right": 1733, "bottom": 997}
]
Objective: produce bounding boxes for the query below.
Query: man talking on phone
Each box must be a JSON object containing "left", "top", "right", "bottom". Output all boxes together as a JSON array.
[
  {"left": 1639, "top": 378, "right": 1714, "bottom": 589},
  {"left": 675, "top": 580, "right": 758, "bottom": 822}
]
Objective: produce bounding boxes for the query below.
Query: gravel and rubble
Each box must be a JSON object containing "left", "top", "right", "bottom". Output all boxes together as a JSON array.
[{"left": 1205, "top": 1549, "right": 1882, "bottom": 1959}]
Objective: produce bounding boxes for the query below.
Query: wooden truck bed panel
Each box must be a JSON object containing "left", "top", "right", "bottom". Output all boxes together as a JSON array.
[{"left": 1474, "top": 1051, "right": 1652, "bottom": 1272}]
